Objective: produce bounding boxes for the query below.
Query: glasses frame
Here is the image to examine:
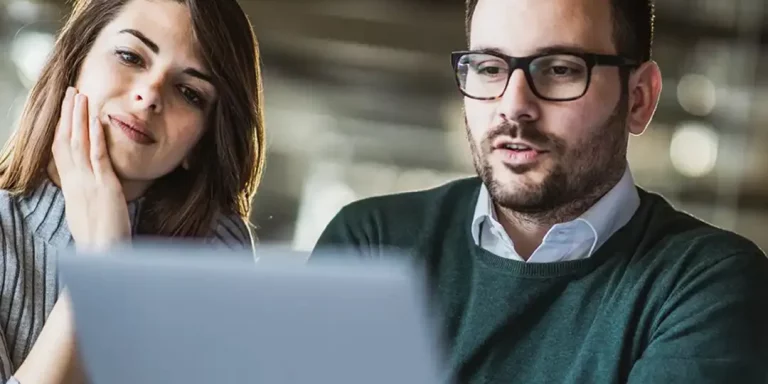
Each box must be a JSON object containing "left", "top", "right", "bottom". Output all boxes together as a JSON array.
[{"left": 451, "top": 50, "right": 640, "bottom": 102}]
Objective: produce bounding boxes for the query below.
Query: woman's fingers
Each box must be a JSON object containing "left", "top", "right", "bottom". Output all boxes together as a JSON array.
[
  {"left": 53, "top": 87, "right": 116, "bottom": 184},
  {"left": 52, "top": 87, "right": 76, "bottom": 170},
  {"left": 70, "top": 93, "right": 91, "bottom": 171},
  {"left": 89, "top": 115, "right": 116, "bottom": 182}
]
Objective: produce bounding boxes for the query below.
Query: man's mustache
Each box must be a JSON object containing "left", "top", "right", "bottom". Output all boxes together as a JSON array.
[{"left": 482, "top": 122, "right": 553, "bottom": 151}]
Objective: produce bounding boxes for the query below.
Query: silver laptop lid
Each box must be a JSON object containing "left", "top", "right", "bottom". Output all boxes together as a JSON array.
[{"left": 59, "top": 243, "right": 444, "bottom": 384}]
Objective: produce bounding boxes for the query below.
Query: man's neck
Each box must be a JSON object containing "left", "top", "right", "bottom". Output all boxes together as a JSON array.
[
  {"left": 493, "top": 176, "right": 623, "bottom": 261},
  {"left": 494, "top": 210, "right": 552, "bottom": 260}
]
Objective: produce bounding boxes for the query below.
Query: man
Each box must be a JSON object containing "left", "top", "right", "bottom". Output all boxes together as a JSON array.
[{"left": 311, "top": 0, "right": 768, "bottom": 382}]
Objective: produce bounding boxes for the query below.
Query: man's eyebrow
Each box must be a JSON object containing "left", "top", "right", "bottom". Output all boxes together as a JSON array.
[
  {"left": 471, "top": 46, "right": 507, "bottom": 56},
  {"left": 470, "top": 45, "right": 590, "bottom": 57},
  {"left": 531, "top": 44, "right": 590, "bottom": 55}
]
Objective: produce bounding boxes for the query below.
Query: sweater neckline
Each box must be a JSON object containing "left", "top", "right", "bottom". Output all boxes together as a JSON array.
[{"left": 462, "top": 180, "right": 657, "bottom": 278}]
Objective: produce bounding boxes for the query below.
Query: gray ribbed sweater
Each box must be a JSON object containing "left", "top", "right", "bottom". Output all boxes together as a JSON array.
[{"left": 0, "top": 178, "right": 253, "bottom": 382}]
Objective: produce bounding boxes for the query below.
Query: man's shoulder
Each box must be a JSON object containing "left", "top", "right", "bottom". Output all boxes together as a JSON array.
[
  {"left": 312, "top": 177, "right": 481, "bottom": 254},
  {"left": 336, "top": 176, "right": 481, "bottom": 223},
  {"left": 671, "top": 221, "right": 765, "bottom": 268},
  {"left": 639, "top": 189, "right": 765, "bottom": 266},
  {"left": 620, "top": 192, "right": 768, "bottom": 383}
]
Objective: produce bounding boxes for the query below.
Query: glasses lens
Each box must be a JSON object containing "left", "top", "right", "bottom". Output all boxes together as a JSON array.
[
  {"left": 455, "top": 53, "right": 509, "bottom": 99},
  {"left": 530, "top": 54, "right": 588, "bottom": 100}
]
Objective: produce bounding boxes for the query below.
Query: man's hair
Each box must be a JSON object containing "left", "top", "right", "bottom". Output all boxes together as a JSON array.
[{"left": 464, "top": 0, "right": 655, "bottom": 62}]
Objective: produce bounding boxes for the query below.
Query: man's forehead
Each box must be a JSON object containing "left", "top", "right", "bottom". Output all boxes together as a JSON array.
[{"left": 469, "top": 0, "right": 616, "bottom": 56}]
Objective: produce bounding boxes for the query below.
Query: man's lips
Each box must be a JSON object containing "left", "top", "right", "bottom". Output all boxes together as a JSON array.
[
  {"left": 492, "top": 139, "right": 549, "bottom": 153},
  {"left": 491, "top": 137, "right": 549, "bottom": 153},
  {"left": 489, "top": 139, "right": 551, "bottom": 167}
]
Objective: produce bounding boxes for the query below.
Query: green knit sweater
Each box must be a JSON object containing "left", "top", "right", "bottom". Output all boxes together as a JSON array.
[{"left": 311, "top": 177, "right": 768, "bottom": 383}]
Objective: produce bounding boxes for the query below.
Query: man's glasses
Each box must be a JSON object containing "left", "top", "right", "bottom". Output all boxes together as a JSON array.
[{"left": 451, "top": 50, "right": 639, "bottom": 102}]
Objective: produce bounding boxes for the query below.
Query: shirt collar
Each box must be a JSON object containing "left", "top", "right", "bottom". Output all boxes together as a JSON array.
[
  {"left": 471, "top": 165, "right": 639, "bottom": 258},
  {"left": 471, "top": 181, "right": 495, "bottom": 246},
  {"left": 575, "top": 165, "right": 639, "bottom": 252}
]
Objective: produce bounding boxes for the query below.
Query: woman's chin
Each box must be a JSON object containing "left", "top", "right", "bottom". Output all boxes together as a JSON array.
[{"left": 110, "top": 159, "right": 155, "bottom": 183}]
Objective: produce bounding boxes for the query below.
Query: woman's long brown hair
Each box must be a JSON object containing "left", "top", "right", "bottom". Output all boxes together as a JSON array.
[{"left": 0, "top": 0, "right": 266, "bottom": 238}]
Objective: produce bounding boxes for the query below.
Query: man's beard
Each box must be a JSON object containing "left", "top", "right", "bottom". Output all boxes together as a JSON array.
[{"left": 466, "top": 98, "right": 629, "bottom": 223}]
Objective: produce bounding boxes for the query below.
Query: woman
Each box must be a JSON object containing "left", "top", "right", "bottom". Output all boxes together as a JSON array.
[{"left": 0, "top": 0, "right": 266, "bottom": 382}]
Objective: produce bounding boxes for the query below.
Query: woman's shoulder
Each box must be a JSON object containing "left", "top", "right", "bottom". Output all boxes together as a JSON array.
[
  {"left": 0, "top": 184, "right": 70, "bottom": 247},
  {"left": 0, "top": 188, "right": 36, "bottom": 246},
  {"left": 0, "top": 188, "right": 28, "bottom": 223},
  {"left": 0, "top": 179, "right": 65, "bottom": 222},
  {"left": 208, "top": 212, "right": 254, "bottom": 251},
  {"left": 0, "top": 188, "right": 18, "bottom": 204}
]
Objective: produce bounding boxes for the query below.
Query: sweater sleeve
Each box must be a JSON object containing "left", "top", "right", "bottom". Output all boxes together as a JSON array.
[
  {"left": 0, "top": 226, "right": 19, "bottom": 382},
  {"left": 0, "top": 335, "right": 13, "bottom": 383},
  {"left": 627, "top": 250, "right": 768, "bottom": 383}
]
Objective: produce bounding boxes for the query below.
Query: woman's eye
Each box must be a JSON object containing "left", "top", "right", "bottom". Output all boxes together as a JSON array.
[
  {"left": 180, "top": 86, "right": 206, "bottom": 108},
  {"left": 115, "top": 50, "right": 143, "bottom": 66}
]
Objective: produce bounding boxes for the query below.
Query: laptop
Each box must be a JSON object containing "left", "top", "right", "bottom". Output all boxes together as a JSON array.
[{"left": 58, "top": 243, "right": 445, "bottom": 384}]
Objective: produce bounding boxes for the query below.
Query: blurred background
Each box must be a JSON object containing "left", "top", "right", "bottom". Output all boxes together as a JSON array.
[{"left": 0, "top": 0, "right": 766, "bottom": 251}]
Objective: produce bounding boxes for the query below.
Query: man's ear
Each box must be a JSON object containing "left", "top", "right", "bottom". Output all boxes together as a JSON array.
[{"left": 626, "top": 60, "right": 663, "bottom": 136}]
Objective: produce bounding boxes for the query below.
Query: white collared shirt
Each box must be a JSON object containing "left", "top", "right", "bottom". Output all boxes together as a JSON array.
[{"left": 471, "top": 165, "right": 640, "bottom": 263}]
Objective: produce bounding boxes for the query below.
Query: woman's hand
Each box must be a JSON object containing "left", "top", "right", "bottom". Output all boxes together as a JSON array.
[
  {"left": 14, "top": 87, "right": 130, "bottom": 383},
  {"left": 51, "top": 87, "right": 131, "bottom": 251}
]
